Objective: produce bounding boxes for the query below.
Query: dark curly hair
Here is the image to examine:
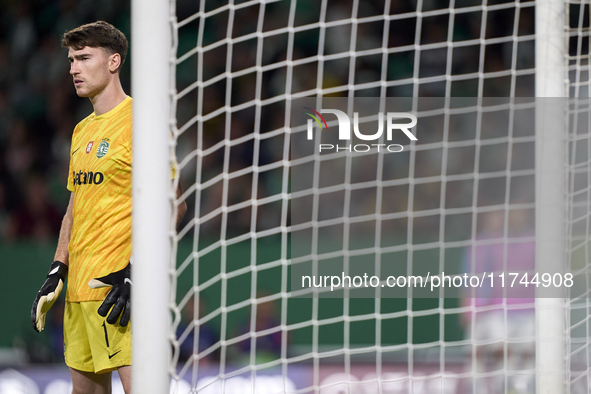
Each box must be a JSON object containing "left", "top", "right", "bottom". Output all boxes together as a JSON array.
[{"left": 61, "top": 21, "right": 128, "bottom": 72}]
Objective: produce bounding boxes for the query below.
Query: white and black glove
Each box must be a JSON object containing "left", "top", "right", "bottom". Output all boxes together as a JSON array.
[
  {"left": 89, "top": 262, "right": 131, "bottom": 326},
  {"left": 31, "top": 261, "right": 68, "bottom": 333}
]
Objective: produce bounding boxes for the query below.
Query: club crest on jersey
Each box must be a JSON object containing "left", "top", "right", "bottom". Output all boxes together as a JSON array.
[
  {"left": 96, "top": 138, "right": 110, "bottom": 159},
  {"left": 86, "top": 141, "right": 94, "bottom": 154}
]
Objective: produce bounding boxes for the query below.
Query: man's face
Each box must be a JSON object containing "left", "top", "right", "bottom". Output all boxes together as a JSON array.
[{"left": 68, "top": 46, "right": 113, "bottom": 98}]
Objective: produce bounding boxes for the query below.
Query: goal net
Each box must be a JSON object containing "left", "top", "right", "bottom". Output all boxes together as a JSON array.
[{"left": 131, "top": 0, "right": 591, "bottom": 393}]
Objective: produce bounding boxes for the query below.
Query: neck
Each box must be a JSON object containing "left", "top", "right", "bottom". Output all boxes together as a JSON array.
[{"left": 90, "top": 77, "right": 127, "bottom": 116}]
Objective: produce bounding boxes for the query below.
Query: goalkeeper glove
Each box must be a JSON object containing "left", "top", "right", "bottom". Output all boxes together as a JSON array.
[
  {"left": 31, "top": 261, "right": 68, "bottom": 333},
  {"left": 88, "top": 262, "right": 131, "bottom": 326}
]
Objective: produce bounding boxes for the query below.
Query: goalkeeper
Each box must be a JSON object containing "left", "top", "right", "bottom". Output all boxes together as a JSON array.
[{"left": 30, "top": 21, "right": 186, "bottom": 394}]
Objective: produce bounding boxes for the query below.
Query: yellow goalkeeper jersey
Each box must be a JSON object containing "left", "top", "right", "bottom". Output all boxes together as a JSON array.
[{"left": 66, "top": 96, "right": 133, "bottom": 302}]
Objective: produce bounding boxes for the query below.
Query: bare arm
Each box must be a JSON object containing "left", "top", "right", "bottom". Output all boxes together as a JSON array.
[
  {"left": 176, "top": 182, "right": 187, "bottom": 227},
  {"left": 54, "top": 192, "right": 74, "bottom": 265},
  {"left": 32, "top": 192, "right": 73, "bottom": 332}
]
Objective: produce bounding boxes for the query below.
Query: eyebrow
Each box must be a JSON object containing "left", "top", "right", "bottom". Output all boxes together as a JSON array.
[{"left": 68, "top": 53, "right": 92, "bottom": 62}]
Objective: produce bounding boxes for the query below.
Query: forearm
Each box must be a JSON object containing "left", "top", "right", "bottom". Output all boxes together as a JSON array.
[
  {"left": 176, "top": 183, "right": 187, "bottom": 228},
  {"left": 54, "top": 193, "right": 74, "bottom": 265},
  {"left": 176, "top": 202, "right": 187, "bottom": 227}
]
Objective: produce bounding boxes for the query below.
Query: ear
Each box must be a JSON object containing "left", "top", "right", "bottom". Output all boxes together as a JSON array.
[{"left": 108, "top": 53, "right": 121, "bottom": 73}]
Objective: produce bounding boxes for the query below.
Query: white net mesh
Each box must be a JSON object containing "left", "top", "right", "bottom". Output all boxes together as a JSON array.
[
  {"left": 165, "top": 0, "right": 590, "bottom": 393},
  {"left": 567, "top": 2, "right": 591, "bottom": 394}
]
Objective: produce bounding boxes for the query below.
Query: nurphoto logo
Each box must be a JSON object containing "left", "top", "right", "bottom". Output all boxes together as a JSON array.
[{"left": 304, "top": 107, "right": 417, "bottom": 153}]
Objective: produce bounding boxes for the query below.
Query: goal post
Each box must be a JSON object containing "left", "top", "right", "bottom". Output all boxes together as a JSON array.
[
  {"left": 535, "top": 0, "right": 568, "bottom": 393},
  {"left": 130, "top": 0, "right": 591, "bottom": 393},
  {"left": 131, "top": 0, "right": 173, "bottom": 393}
]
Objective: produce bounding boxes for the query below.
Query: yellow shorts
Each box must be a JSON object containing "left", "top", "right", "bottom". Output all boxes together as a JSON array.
[{"left": 64, "top": 301, "right": 132, "bottom": 374}]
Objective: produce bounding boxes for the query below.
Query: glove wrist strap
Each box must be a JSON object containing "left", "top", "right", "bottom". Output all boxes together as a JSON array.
[{"left": 48, "top": 261, "right": 68, "bottom": 280}]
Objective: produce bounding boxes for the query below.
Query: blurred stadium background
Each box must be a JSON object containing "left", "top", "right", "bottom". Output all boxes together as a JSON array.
[{"left": 0, "top": 0, "right": 539, "bottom": 392}]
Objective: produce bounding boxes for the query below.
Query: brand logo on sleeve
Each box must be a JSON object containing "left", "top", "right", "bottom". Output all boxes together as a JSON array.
[{"left": 96, "top": 138, "right": 110, "bottom": 159}]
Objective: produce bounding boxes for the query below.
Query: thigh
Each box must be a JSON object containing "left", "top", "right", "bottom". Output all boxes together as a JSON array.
[
  {"left": 70, "top": 367, "right": 112, "bottom": 394},
  {"left": 64, "top": 302, "right": 94, "bottom": 373}
]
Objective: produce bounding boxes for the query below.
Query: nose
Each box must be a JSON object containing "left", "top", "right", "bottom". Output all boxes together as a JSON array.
[{"left": 70, "top": 61, "right": 79, "bottom": 75}]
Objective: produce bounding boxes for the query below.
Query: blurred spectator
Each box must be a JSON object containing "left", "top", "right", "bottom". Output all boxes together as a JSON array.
[
  {"left": 232, "top": 292, "right": 284, "bottom": 364},
  {"left": 7, "top": 174, "right": 62, "bottom": 242},
  {"left": 176, "top": 297, "right": 219, "bottom": 365},
  {"left": 462, "top": 209, "right": 536, "bottom": 394},
  {"left": 9, "top": 3, "right": 37, "bottom": 65},
  {"left": 46, "top": 300, "right": 65, "bottom": 362},
  {"left": 0, "top": 87, "right": 13, "bottom": 145},
  {"left": 0, "top": 181, "right": 9, "bottom": 240},
  {"left": 22, "top": 297, "right": 65, "bottom": 364}
]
